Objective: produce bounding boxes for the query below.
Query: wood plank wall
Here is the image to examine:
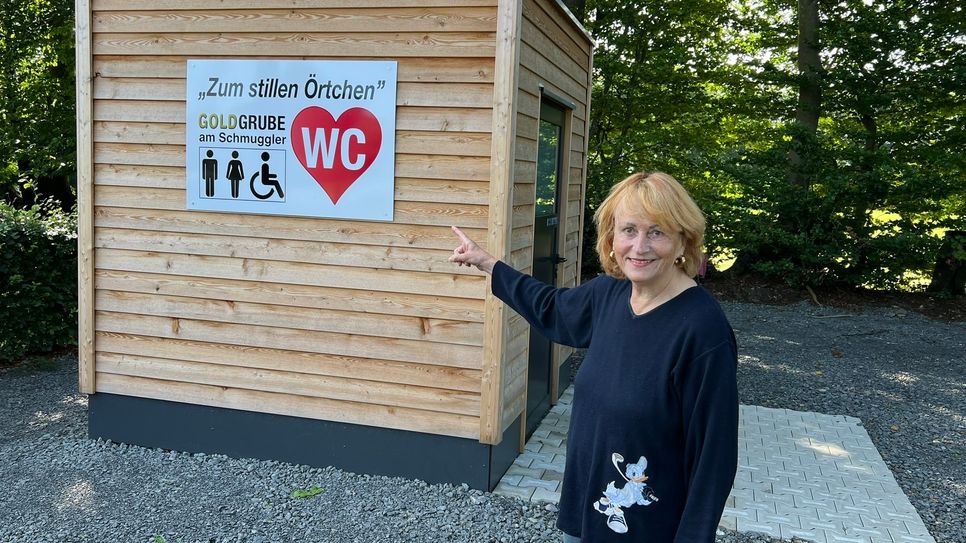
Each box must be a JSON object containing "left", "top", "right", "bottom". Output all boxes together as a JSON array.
[
  {"left": 83, "top": 0, "right": 504, "bottom": 440},
  {"left": 500, "top": 0, "right": 592, "bottom": 432}
]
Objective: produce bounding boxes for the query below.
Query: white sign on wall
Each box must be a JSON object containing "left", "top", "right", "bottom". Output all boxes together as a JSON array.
[{"left": 186, "top": 60, "right": 397, "bottom": 221}]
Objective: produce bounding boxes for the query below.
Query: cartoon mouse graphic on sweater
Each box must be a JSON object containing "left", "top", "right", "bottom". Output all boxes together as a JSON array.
[{"left": 592, "top": 453, "right": 660, "bottom": 533}]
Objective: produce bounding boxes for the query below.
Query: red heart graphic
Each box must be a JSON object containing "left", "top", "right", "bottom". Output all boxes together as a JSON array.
[{"left": 291, "top": 106, "right": 383, "bottom": 204}]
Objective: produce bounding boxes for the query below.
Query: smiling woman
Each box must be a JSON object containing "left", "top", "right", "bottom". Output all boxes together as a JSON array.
[{"left": 450, "top": 171, "right": 739, "bottom": 542}]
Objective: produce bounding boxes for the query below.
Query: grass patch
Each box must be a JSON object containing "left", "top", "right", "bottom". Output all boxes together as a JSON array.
[{"left": 290, "top": 486, "right": 325, "bottom": 499}]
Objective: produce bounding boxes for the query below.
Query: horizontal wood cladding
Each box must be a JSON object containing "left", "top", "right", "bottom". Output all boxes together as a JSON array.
[
  {"left": 96, "top": 269, "right": 483, "bottom": 325},
  {"left": 514, "top": 135, "right": 537, "bottom": 163},
  {"left": 517, "top": 68, "right": 585, "bottom": 121},
  {"left": 500, "top": 360, "right": 526, "bottom": 426},
  {"left": 94, "top": 164, "right": 490, "bottom": 205},
  {"left": 95, "top": 79, "right": 494, "bottom": 109},
  {"left": 93, "top": 185, "right": 489, "bottom": 228},
  {"left": 94, "top": 166, "right": 490, "bottom": 203},
  {"left": 504, "top": 350, "right": 526, "bottom": 395},
  {"left": 93, "top": 8, "right": 497, "bottom": 34},
  {"left": 95, "top": 101, "right": 494, "bottom": 132},
  {"left": 95, "top": 124, "right": 492, "bottom": 158},
  {"left": 93, "top": 32, "right": 495, "bottom": 58},
  {"left": 513, "top": 182, "right": 536, "bottom": 206},
  {"left": 94, "top": 56, "right": 496, "bottom": 83},
  {"left": 521, "top": 0, "right": 590, "bottom": 66},
  {"left": 509, "top": 246, "right": 534, "bottom": 271},
  {"left": 513, "top": 161, "right": 537, "bottom": 186},
  {"left": 96, "top": 332, "right": 482, "bottom": 392},
  {"left": 94, "top": 269, "right": 483, "bottom": 323},
  {"left": 514, "top": 90, "right": 586, "bottom": 134},
  {"left": 519, "top": 24, "right": 586, "bottom": 91},
  {"left": 511, "top": 204, "right": 534, "bottom": 228},
  {"left": 96, "top": 311, "right": 483, "bottom": 369},
  {"left": 510, "top": 225, "right": 532, "bottom": 252},
  {"left": 92, "top": 0, "right": 499, "bottom": 9},
  {"left": 95, "top": 289, "right": 482, "bottom": 346},
  {"left": 499, "top": 329, "right": 528, "bottom": 430},
  {"left": 95, "top": 372, "right": 478, "bottom": 439},
  {"left": 505, "top": 324, "right": 529, "bottom": 362},
  {"left": 93, "top": 227, "right": 478, "bottom": 277},
  {"left": 96, "top": 352, "right": 480, "bottom": 415},
  {"left": 96, "top": 248, "right": 486, "bottom": 300},
  {"left": 93, "top": 206, "right": 488, "bottom": 251}
]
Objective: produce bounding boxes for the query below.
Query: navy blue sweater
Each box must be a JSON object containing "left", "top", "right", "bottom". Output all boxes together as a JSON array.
[{"left": 492, "top": 261, "right": 738, "bottom": 542}]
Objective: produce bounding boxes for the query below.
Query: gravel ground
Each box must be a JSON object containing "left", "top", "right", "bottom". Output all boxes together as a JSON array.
[{"left": 1, "top": 300, "right": 962, "bottom": 543}]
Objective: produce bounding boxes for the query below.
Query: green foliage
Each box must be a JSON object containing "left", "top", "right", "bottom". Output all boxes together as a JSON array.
[
  {"left": 290, "top": 485, "right": 325, "bottom": 499},
  {"left": 0, "top": 201, "right": 77, "bottom": 364},
  {"left": 582, "top": 0, "right": 964, "bottom": 289},
  {"left": 582, "top": 0, "right": 731, "bottom": 275},
  {"left": 714, "top": 0, "right": 964, "bottom": 289},
  {"left": 0, "top": 0, "right": 77, "bottom": 207}
]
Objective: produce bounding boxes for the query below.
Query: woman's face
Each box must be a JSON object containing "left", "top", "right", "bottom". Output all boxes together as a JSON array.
[{"left": 612, "top": 212, "right": 683, "bottom": 290}]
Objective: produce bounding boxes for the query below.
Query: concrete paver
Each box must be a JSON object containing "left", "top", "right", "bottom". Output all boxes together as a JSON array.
[{"left": 494, "top": 386, "right": 935, "bottom": 543}]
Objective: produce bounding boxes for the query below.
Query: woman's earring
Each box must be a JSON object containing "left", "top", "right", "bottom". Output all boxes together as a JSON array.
[
  {"left": 674, "top": 255, "right": 686, "bottom": 266},
  {"left": 609, "top": 250, "right": 615, "bottom": 259}
]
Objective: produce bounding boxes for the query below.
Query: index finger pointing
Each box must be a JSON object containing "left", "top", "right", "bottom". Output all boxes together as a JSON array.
[{"left": 450, "top": 225, "right": 472, "bottom": 244}]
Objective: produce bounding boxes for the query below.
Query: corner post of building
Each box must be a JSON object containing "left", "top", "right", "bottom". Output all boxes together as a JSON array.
[
  {"left": 480, "top": 0, "right": 524, "bottom": 445},
  {"left": 577, "top": 49, "right": 594, "bottom": 285},
  {"left": 75, "top": 0, "right": 95, "bottom": 395}
]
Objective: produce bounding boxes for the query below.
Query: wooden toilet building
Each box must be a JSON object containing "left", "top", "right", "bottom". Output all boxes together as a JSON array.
[{"left": 76, "top": 0, "right": 593, "bottom": 490}]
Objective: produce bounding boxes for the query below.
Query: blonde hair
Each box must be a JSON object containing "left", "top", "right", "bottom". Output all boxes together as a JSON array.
[{"left": 594, "top": 172, "right": 706, "bottom": 278}]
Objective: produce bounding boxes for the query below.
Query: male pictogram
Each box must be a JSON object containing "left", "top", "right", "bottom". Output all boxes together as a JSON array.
[
  {"left": 201, "top": 150, "right": 218, "bottom": 197},
  {"left": 250, "top": 151, "right": 284, "bottom": 200}
]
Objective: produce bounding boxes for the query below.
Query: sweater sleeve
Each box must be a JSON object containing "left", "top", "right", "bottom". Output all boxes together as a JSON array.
[
  {"left": 670, "top": 335, "right": 739, "bottom": 543},
  {"left": 490, "top": 260, "right": 595, "bottom": 348}
]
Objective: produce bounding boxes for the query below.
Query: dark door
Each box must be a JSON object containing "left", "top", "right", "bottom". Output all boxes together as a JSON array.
[{"left": 526, "top": 101, "right": 566, "bottom": 437}]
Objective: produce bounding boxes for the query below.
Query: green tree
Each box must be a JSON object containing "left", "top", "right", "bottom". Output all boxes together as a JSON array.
[
  {"left": 0, "top": 0, "right": 76, "bottom": 208},
  {"left": 721, "top": 0, "right": 964, "bottom": 289},
  {"left": 582, "top": 0, "right": 731, "bottom": 274}
]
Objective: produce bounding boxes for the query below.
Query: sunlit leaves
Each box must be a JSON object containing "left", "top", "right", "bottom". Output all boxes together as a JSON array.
[
  {"left": 0, "top": 0, "right": 76, "bottom": 205},
  {"left": 582, "top": 0, "right": 963, "bottom": 289}
]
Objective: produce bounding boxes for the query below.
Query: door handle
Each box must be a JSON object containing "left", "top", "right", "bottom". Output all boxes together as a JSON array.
[{"left": 535, "top": 255, "right": 567, "bottom": 264}]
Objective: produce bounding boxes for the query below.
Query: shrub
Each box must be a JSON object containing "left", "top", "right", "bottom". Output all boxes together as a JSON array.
[{"left": 0, "top": 201, "right": 77, "bottom": 363}]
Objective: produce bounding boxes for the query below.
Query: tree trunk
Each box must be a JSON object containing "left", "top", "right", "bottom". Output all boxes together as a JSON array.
[
  {"left": 927, "top": 230, "right": 966, "bottom": 296},
  {"left": 853, "top": 112, "right": 880, "bottom": 272},
  {"left": 787, "top": 0, "right": 823, "bottom": 189}
]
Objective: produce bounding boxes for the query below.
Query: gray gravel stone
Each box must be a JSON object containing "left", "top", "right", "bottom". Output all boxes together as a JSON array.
[{"left": 0, "top": 299, "right": 961, "bottom": 543}]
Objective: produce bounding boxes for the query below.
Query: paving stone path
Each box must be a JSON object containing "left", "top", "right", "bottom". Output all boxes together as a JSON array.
[{"left": 494, "top": 386, "right": 936, "bottom": 543}]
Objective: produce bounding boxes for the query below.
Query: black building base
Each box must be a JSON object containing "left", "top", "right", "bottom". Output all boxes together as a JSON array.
[{"left": 89, "top": 393, "right": 520, "bottom": 491}]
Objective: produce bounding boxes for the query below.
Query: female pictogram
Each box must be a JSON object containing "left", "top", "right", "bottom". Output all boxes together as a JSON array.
[{"left": 226, "top": 151, "right": 245, "bottom": 198}]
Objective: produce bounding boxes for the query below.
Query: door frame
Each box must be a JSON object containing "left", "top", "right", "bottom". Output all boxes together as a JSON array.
[
  {"left": 538, "top": 86, "right": 574, "bottom": 409},
  {"left": 521, "top": 87, "right": 574, "bottom": 440}
]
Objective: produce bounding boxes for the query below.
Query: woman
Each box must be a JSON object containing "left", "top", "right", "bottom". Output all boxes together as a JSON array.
[{"left": 450, "top": 172, "right": 738, "bottom": 542}]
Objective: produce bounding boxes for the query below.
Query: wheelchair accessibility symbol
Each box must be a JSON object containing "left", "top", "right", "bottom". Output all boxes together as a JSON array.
[{"left": 251, "top": 151, "right": 284, "bottom": 200}]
